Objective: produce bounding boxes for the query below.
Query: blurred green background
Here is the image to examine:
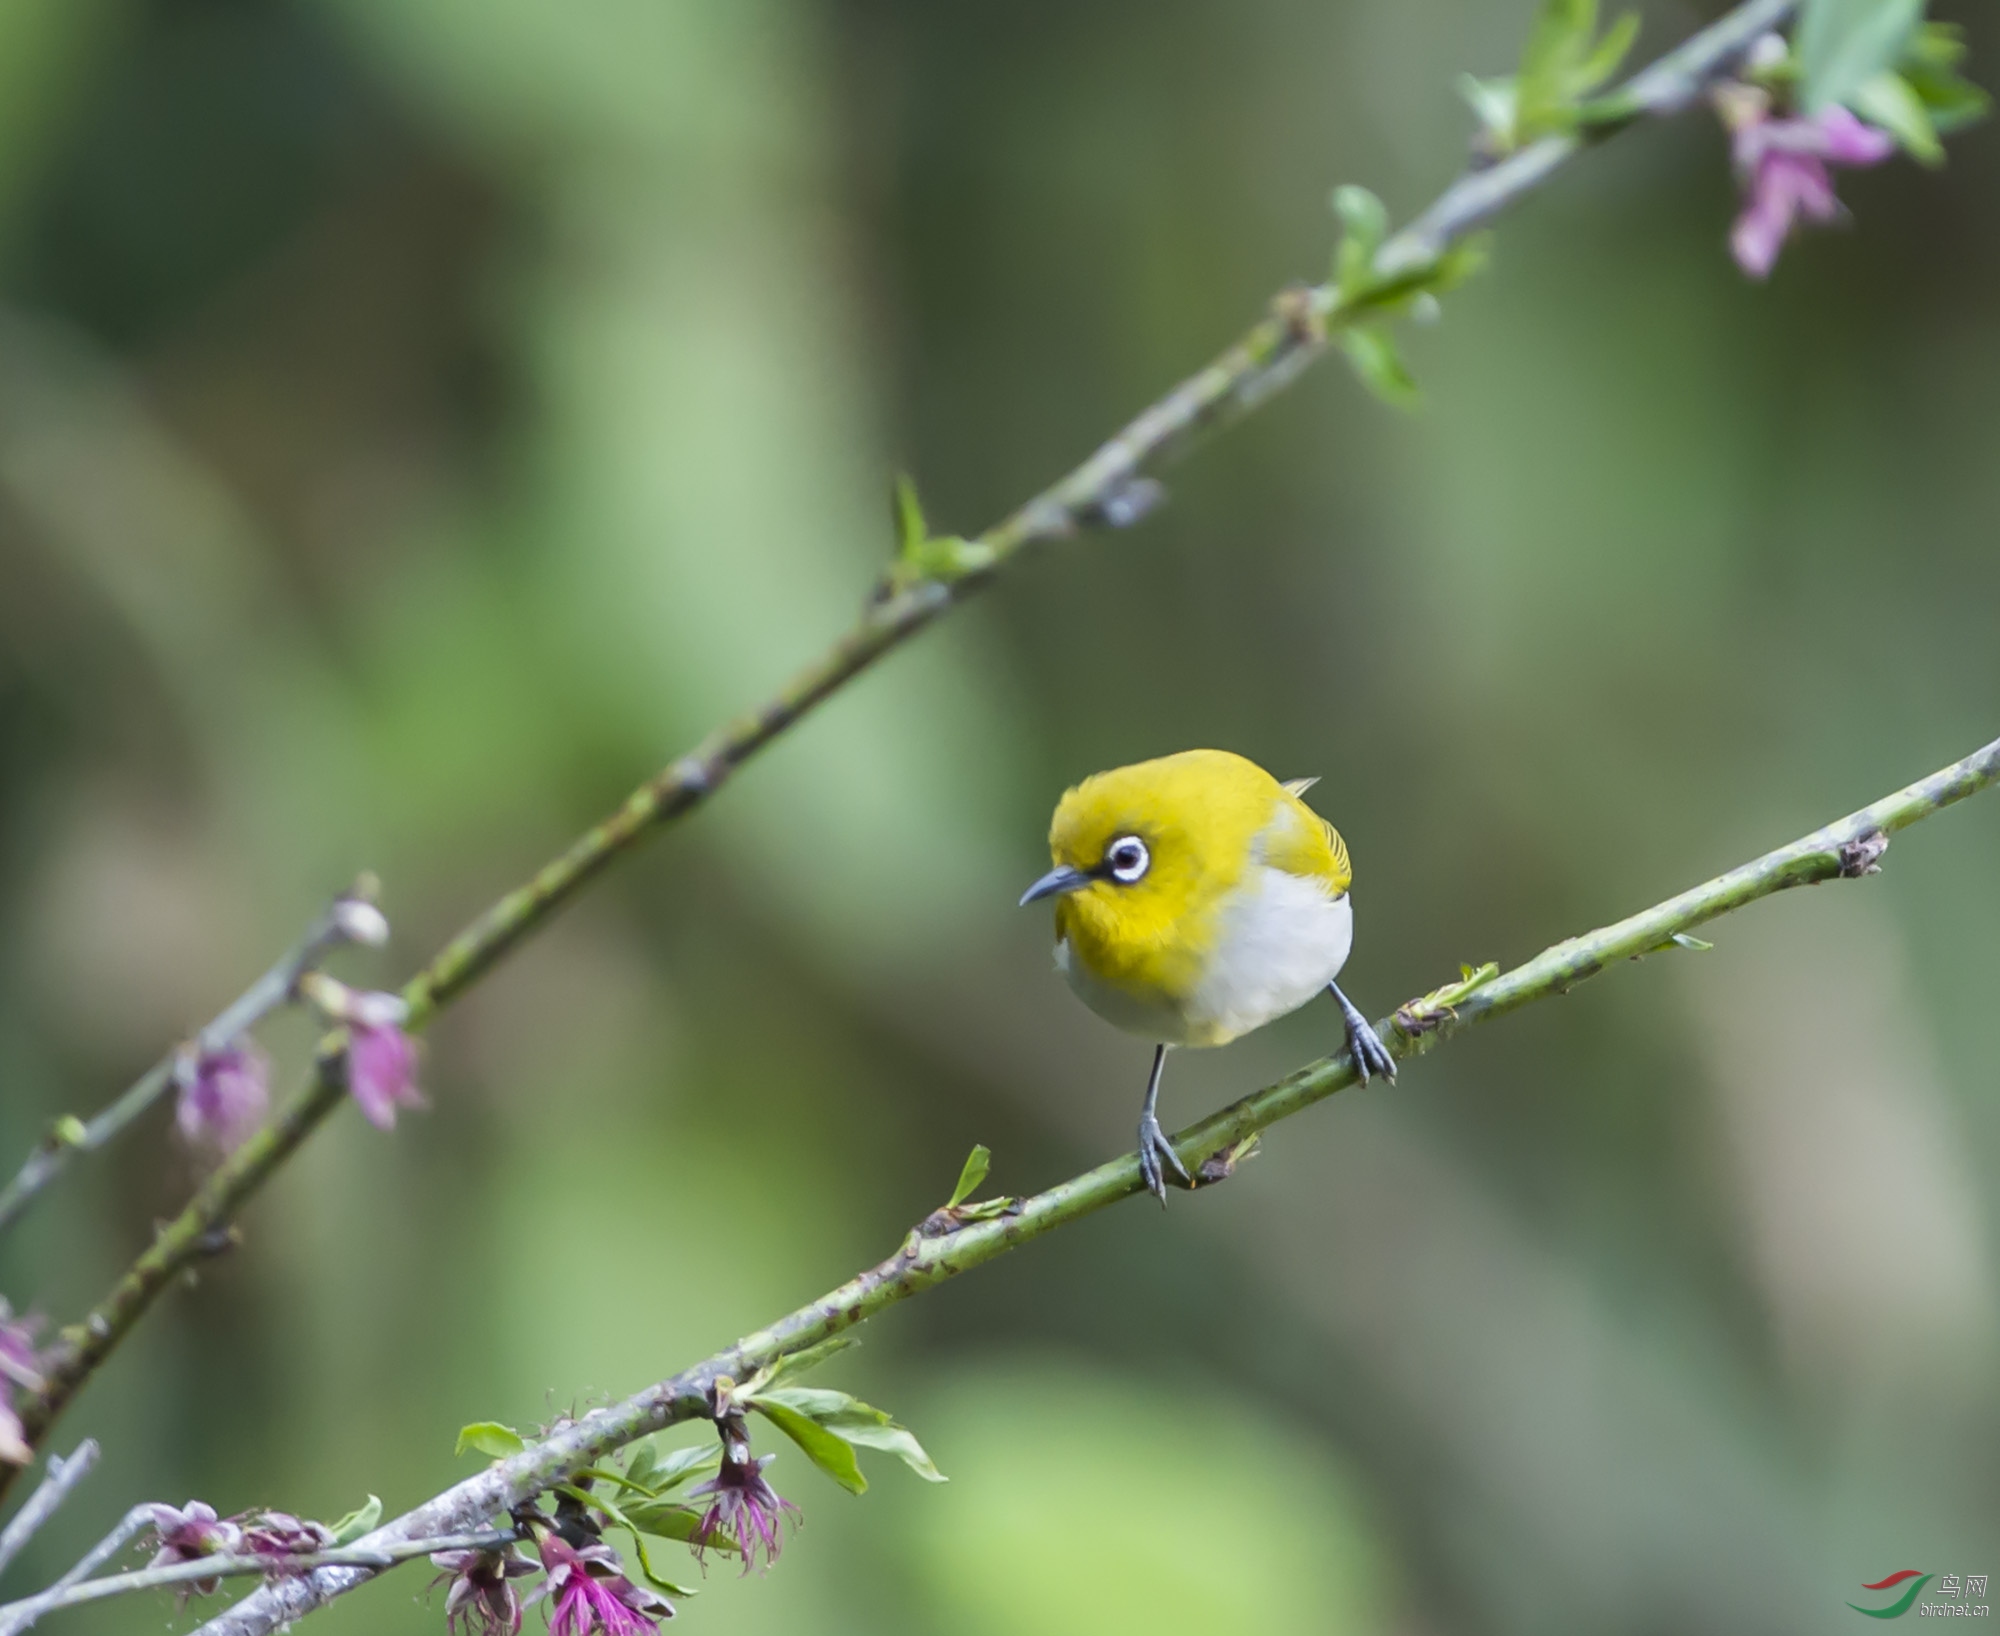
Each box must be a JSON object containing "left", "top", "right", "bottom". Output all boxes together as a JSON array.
[{"left": 0, "top": 0, "right": 1995, "bottom": 1631}]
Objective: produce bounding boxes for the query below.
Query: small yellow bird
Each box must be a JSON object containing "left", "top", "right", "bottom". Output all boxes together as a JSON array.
[{"left": 1020, "top": 748, "right": 1396, "bottom": 1202}]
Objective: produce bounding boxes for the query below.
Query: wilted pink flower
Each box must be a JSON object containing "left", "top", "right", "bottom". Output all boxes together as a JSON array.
[
  {"left": 528, "top": 1533, "right": 672, "bottom": 1635},
  {"left": 0, "top": 1302, "right": 43, "bottom": 1392},
  {"left": 431, "top": 1545, "right": 537, "bottom": 1636},
  {"left": 689, "top": 1429, "right": 799, "bottom": 1574},
  {"left": 1723, "top": 94, "right": 1895, "bottom": 278},
  {"left": 0, "top": 1302, "right": 44, "bottom": 1466},
  {"left": 175, "top": 1043, "right": 270, "bottom": 1151},
  {"left": 149, "top": 1501, "right": 244, "bottom": 1595},
  {"left": 240, "top": 1509, "right": 334, "bottom": 1565},
  {"left": 347, "top": 1011, "right": 422, "bottom": 1130}
]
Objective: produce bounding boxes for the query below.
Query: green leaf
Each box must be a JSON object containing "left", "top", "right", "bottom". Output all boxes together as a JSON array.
[
  {"left": 827, "top": 1420, "right": 947, "bottom": 1484},
  {"left": 748, "top": 1398, "right": 867, "bottom": 1494},
  {"left": 1510, "top": 0, "right": 1640, "bottom": 138},
  {"left": 1331, "top": 185, "right": 1387, "bottom": 251},
  {"left": 1851, "top": 71, "right": 1943, "bottom": 162},
  {"left": 1899, "top": 24, "right": 1990, "bottom": 134},
  {"left": 626, "top": 1534, "right": 700, "bottom": 1598},
  {"left": 1670, "top": 932, "right": 1714, "bottom": 951},
  {"left": 1457, "top": 74, "right": 1518, "bottom": 145},
  {"left": 325, "top": 1495, "right": 381, "bottom": 1547},
  {"left": 951, "top": 1195, "right": 1017, "bottom": 1223},
  {"left": 1338, "top": 326, "right": 1419, "bottom": 410},
  {"left": 1346, "top": 236, "right": 1489, "bottom": 323},
  {"left": 1516, "top": 0, "right": 1595, "bottom": 134},
  {"left": 456, "top": 1422, "right": 525, "bottom": 1459},
  {"left": 768, "top": 1334, "right": 858, "bottom": 1384},
  {"left": 647, "top": 1442, "right": 724, "bottom": 1492},
  {"left": 1904, "top": 19, "right": 1967, "bottom": 74},
  {"left": 624, "top": 1499, "right": 732, "bottom": 1551},
  {"left": 1573, "top": 11, "right": 1640, "bottom": 95},
  {"left": 1517, "top": 0, "right": 1595, "bottom": 106},
  {"left": 753, "top": 1387, "right": 947, "bottom": 1484},
  {"left": 892, "top": 474, "right": 927, "bottom": 559},
  {"left": 572, "top": 1464, "right": 669, "bottom": 1497},
  {"left": 948, "top": 1144, "right": 991, "bottom": 1208},
  {"left": 556, "top": 1482, "right": 634, "bottom": 1529},
  {"left": 1429, "top": 236, "right": 1490, "bottom": 298},
  {"left": 607, "top": 1441, "right": 722, "bottom": 1499},
  {"left": 1795, "top": 0, "right": 1922, "bottom": 113},
  {"left": 1330, "top": 185, "right": 1388, "bottom": 295},
  {"left": 622, "top": 1440, "right": 660, "bottom": 1493}
]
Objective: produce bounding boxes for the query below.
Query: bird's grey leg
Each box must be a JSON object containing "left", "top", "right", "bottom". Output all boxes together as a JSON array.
[
  {"left": 1328, "top": 981, "right": 1397, "bottom": 1084},
  {"left": 1136, "top": 1043, "right": 1189, "bottom": 1205}
]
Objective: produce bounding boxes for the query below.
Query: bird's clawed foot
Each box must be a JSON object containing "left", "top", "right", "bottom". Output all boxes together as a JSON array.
[
  {"left": 1137, "top": 1108, "right": 1190, "bottom": 1206},
  {"left": 1346, "top": 1012, "right": 1397, "bottom": 1084},
  {"left": 1329, "top": 980, "right": 1397, "bottom": 1085}
]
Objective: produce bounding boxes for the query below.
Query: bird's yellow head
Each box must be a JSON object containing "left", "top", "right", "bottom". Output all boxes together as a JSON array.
[{"left": 1019, "top": 749, "right": 1350, "bottom": 998}]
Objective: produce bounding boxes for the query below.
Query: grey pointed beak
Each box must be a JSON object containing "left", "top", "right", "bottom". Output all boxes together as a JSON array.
[{"left": 1019, "top": 864, "right": 1091, "bottom": 906}]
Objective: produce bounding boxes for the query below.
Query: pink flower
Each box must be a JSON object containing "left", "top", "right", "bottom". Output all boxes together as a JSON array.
[
  {"left": 431, "top": 1546, "right": 537, "bottom": 1636},
  {"left": 347, "top": 1010, "right": 423, "bottom": 1130},
  {"left": 239, "top": 1509, "right": 333, "bottom": 1564},
  {"left": 148, "top": 1501, "right": 243, "bottom": 1595},
  {"left": 175, "top": 1043, "right": 270, "bottom": 1151},
  {"left": 528, "top": 1534, "right": 672, "bottom": 1635},
  {"left": 0, "top": 1302, "right": 44, "bottom": 1466},
  {"left": 1725, "top": 98, "right": 1895, "bottom": 278},
  {"left": 689, "top": 1427, "right": 799, "bottom": 1574},
  {"left": 0, "top": 1302, "right": 43, "bottom": 1393}
]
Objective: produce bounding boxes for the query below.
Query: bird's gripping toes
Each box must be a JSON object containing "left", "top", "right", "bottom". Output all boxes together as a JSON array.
[{"left": 1020, "top": 748, "right": 1397, "bottom": 1205}]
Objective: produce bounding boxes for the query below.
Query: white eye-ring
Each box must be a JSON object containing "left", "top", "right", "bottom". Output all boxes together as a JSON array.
[{"left": 1105, "top": 835, "right": 1150, "bottom": 884}]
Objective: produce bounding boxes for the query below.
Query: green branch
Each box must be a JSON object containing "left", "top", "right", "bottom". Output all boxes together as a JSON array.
[
  {"left": 188, "top": 728, "right": 2000, "bottom": 1636},
  {"left": 3, "top": 0, "right": 1800, "bottom": 1483}
]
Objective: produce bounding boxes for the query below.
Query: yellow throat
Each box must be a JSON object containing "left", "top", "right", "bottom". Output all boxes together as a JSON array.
[{"left": 1038, "top": 749, "right": 1353, "bottom": 1047}]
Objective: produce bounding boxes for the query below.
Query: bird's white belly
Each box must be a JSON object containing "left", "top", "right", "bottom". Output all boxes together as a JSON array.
[
  {"left": 1056, "top": 868, "right": 1353, "bottom": 1048},
  {"left": 1184, "top": 868, "right": 1352, "bottom": 1046}
]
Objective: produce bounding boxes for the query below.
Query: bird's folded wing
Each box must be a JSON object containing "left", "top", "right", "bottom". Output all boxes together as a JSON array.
[{"left": 1258, "top": 790, "right": 1352, "bottom": 896}]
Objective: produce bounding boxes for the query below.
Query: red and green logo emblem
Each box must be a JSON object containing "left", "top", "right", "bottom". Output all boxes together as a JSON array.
[{"left": 1850, "top": 1571, "right": 1932, "bottom": 1619}]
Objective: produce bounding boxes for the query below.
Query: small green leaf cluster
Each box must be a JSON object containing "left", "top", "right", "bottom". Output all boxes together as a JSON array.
[
  {"left": 1327, "top": 186, "right": 1488, "bottom": 410},
  {"left": 732, "top": 1338, "right": 947, "bottom": 1496},
  {"left": 882, "top": 476, "right": 993, "bottom": 597},
  {"left": 927, "top": 1141, "right": 1018, "bottom": 1228},
  {"left": 741, "top": 1388, "right": 944, "bottom": 1494},
  {"left": 1788, "top": 4, "right": 1988, "bottom": 164},
  {"left": 1392, "top": 961, "right": 1499, "bottom": 1036},
  {"left": 1460, "top": 0, "right": 1641, "bottom": 156}
]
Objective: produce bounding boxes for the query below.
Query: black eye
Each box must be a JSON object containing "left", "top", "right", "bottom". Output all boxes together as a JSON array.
[{"left": 1105, "top": 835, "right": 1150, "bottom": 884}]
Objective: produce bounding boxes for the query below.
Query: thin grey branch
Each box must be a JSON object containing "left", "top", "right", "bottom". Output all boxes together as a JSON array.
[
  {"left": 0, "top": 1445, "right": 97, "bottom": 1580},
  {"left": 0, "top": 1529, "right": 513, "bottom": 1635},
  {"left": 46, "top": 1504, "right": 151, "bottom": 1594},
  {"left": 0, "top": 880, "right": 383, "bottom": 1237}
]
